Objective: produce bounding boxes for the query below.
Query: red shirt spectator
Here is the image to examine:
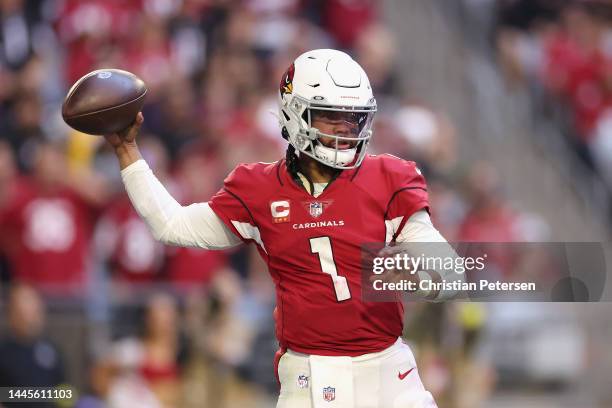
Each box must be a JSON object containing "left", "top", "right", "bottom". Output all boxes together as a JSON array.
[
  {"left": 0, "top": 142, "right": 107, "bottom": 297},
  {"left": 55, "top": 0, "right": 142, "bottom": 83},
  {"left": 322, "top": 0, "right": 377, "bottom": 49},
  {"left": 96, "top": 196, "right": 165, "bottom": 284},
  {"left": 457, "top": 205, "right": 520, "bottom": 242},
  {"left": 0, "top": 177, "right": 95, "bottom": 295},
  {"left": 543, "top": 30, "right": 612, "bottom": 139}
]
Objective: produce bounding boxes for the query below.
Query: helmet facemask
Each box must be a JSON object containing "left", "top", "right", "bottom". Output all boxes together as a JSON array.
[{"left": 287, "top": 95, "right": 376, "bottom": 170}]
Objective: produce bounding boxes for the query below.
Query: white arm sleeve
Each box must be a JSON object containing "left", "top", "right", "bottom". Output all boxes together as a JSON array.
[
  {"left": 395, "top": 210, "right": 447, "bottom": 243},
  {"left": 120, "top": 160, "right": 242, "bottom": 250},
  {"left": 396, "top": 210, "right": 464, "bottom": 301}
]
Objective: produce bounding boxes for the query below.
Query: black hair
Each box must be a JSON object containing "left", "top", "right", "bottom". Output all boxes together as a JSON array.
[
  {"left": 285, "top": 144, "right": 299, "bottom": 174},
  {"left": 285, "top": 144, "right": 314, "bottom": 194}
]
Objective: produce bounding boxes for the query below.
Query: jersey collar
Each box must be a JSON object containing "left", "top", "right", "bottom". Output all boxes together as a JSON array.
[{"left": 279, "top": 157, "right": 362, "bottom": 194}]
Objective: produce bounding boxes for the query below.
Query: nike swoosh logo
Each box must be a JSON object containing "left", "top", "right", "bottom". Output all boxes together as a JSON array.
[{"left": 398, "top": 368, "right": 415, "bottom": 380}]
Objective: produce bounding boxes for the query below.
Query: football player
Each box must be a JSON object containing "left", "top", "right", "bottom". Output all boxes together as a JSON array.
[{"left": 104, "top": 49, "right": 450, "bottom": 407}]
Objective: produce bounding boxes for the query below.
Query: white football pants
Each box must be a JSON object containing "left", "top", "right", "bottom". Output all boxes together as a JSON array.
[{"left": 275, "top": 338, "right": 438, "bottom": 408}]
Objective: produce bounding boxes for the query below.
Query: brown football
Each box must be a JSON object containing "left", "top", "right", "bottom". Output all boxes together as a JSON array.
[{"left": 62, "top": 69, "right": 147, "bottom": 135}]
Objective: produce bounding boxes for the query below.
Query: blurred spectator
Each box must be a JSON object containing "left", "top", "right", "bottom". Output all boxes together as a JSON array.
[
  {"left": 143, "top": 77, "right": 201, "bottom": 158},
  {"left": 1, "top": 91, "right": 44, "bottom": 171},
  {"left": 0, "top": 284, "right": 66, "bottom": 407},
  {"left": 496, "top": 0, "right": 562, "bottom": 84},
  {"left": 497, "top": 0, "right": 563, "bottom": 30},
  {"left": 427, "top": 178, "right": 467, "bottom": 240},
  {"left": 354, "top": 23, "right": 398, "bottom": 95},
  {"left": 124, "top": 15, "right": 174, "bottom": 92},
  {"left": 392, "top": 103, "right": 459, "bottom": 176},
  {"left": 0, "top": 140, "right": 16, "bottom": 285},
  {"left": 74, "top": 356, "right": 115, "bottom": 408},
  {"left": 137, "top": 293, "right": 185, "bottom": 408},
  {"left": 104, "top": 338, "right": 163, "bottom": 408},
  {"left": 202, "top": 270, "right": 254, "bottom": 368},
  {"left": 166, "top": 1, "right": 207, "bottom": 77},
  {"left": 103, "top": 293, "right": 187, "bottom": 408},
  {"left": 457, "top": 161, "right": 523, "bottom": 242},
  {"left": 321, "top": 0, "right": 378, "bottom": 49},
  {"left": 95, "top": 195, "right": 166, "bottom": 285},
  {"left": 0, "top": 141, "right": 107, "bottom": 296},
  {"left": 0, "top": 0, "right": 45, "bottom": 71},
  {"left": 56, "top": 0, "right": 141, "bottom": 84},
  {"left": 244, "top": 0, "right": 300, "bottom": 56}
]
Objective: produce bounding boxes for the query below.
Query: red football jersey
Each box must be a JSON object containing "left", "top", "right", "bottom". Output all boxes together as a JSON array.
[{"left": 209, "top": 154, "right": 429, "bottom": 356}]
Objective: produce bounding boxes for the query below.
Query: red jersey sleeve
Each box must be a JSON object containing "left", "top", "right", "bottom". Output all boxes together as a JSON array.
[
  {"left": 208, "top": 164, "right": 258, "bottom": 245},
  {"left": 382, "top": 155, "right": 429, "bottom": 224}
]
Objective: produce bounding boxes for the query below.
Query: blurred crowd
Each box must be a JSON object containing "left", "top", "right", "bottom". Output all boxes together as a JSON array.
[
  {"left": 496, "top": 0, "right": 612, "bottom": 191},
  {"left": 0, "top": 0, "right": 560, "bottom": 407}
]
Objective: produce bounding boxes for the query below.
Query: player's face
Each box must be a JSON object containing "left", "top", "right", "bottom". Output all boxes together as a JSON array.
[{"left": 311, "top": 110, "right": 364, "bottom": 150}]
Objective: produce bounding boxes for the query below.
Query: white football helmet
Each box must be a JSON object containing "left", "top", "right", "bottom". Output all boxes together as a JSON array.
[{"left": 278, "top": 49, "right": 377, "bottom": 169}]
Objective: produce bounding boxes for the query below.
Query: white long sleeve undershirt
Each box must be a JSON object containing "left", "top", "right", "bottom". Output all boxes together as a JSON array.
[
  {"left": 121, "top": 160, "right": 242, "bottom": 249},
  {"left": 120, "top": 159, "right": 445, "bottom": 249}
]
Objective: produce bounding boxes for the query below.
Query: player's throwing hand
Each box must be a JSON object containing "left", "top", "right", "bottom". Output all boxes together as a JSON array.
[
  {"left": 102, "top": 112, "right": 144, "bottom": 170},
  {"left": 103, "top": 112, "right": 144, "bottom": 149}
]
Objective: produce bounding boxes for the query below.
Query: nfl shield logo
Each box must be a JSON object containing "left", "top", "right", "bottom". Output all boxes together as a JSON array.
[
  {"left": 297, "top": 374, "right": 309, "bottom": 389},
  {"left": 309, "top": 202, "right": 323, "bottom": 218},
  {"left": 323, "top": 386, "right": 335, "bottom": 402}
]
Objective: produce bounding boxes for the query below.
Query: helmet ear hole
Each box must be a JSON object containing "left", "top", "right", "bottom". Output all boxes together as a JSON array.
[{"left": 281, "top": 127, "right": 290, "bottom": 140}]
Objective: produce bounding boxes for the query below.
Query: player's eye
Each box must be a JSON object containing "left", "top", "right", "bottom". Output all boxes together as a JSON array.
[{"left": 309, "top": 110, "right": 368, "bottom": 129}]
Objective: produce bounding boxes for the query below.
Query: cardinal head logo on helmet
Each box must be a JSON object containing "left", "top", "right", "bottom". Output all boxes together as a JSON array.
[{"left": 280, "top": 63, "right": 295, "bottom": 97}]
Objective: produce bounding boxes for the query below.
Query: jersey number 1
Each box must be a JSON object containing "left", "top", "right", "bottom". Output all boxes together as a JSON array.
[{"left": 309, "top": 237, "right": 351, "bottom": 301}]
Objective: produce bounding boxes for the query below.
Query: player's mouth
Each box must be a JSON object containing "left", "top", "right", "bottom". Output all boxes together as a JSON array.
[
  {"left": 336, "top": 141, "right": 356, "bottom": 149},
  {"left": 319, "top": 136, "right": 358, "bottom": 150}
]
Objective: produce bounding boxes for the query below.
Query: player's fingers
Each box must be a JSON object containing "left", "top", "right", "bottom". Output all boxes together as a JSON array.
[
  {"left": 129, "top": 112, "right": 144, "bottom": 132},
  {"left": 103, "top": 133, "right": 121, "bottom": 147},
  {"left": 121, "top": 112, "right": 144, "bottom": 142},
  {"left": 378, "top": 245, "right": 400, "bottom": 257}
]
